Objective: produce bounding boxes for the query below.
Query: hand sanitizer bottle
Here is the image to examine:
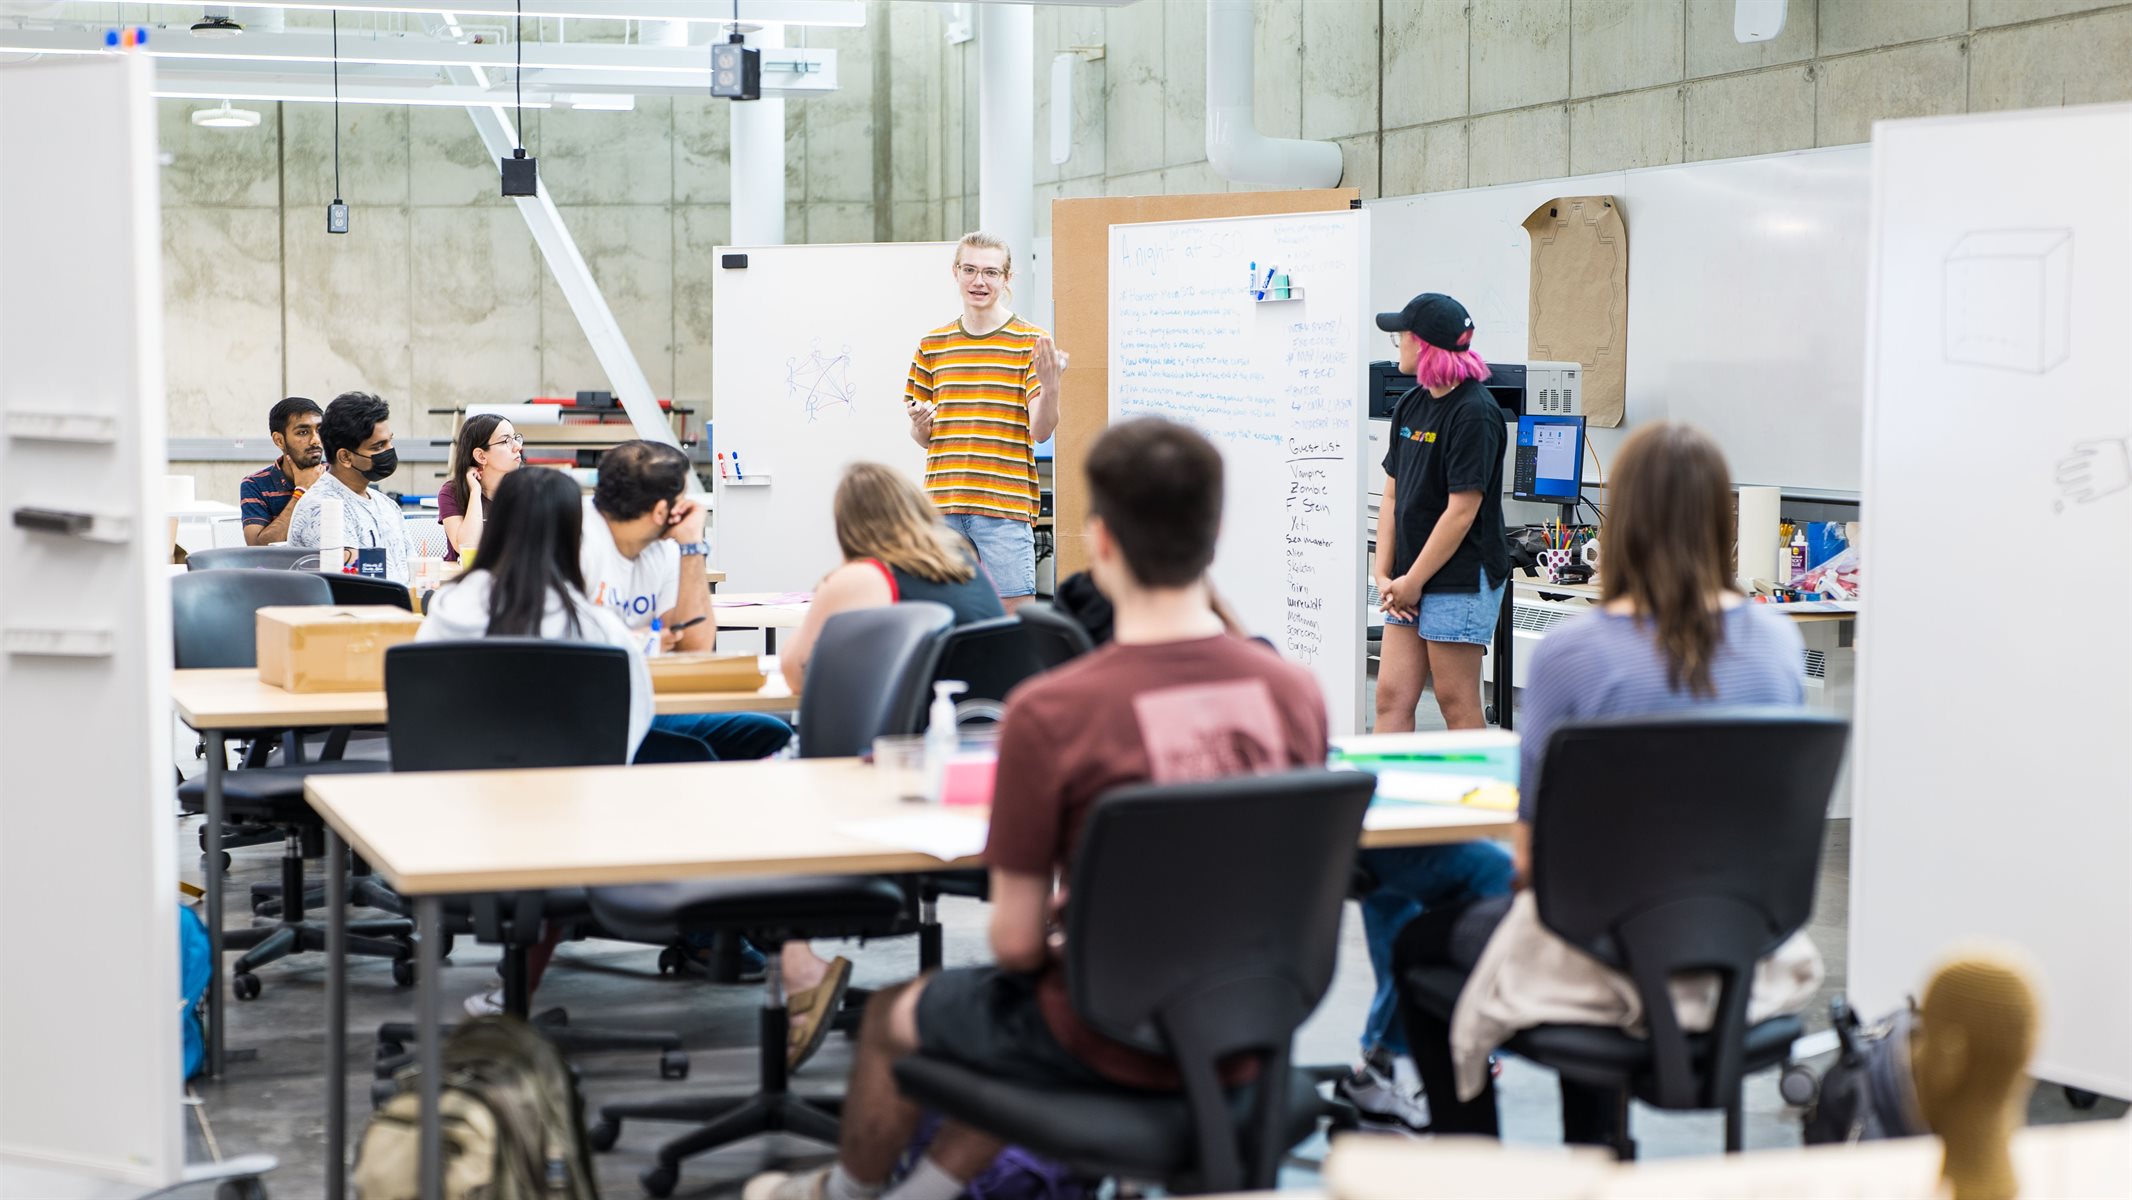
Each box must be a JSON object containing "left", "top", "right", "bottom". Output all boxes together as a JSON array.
[
  {"left": 924, "top": 680, "right": 968, "bottom": 803},
  {"left": 644, "top": 617, "right": 664, "bottom": 659}
]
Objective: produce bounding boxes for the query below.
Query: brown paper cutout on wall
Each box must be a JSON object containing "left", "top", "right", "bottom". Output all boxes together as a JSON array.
[{"left": 1523, "top": 196, "right": 1628, "bottom": 428}]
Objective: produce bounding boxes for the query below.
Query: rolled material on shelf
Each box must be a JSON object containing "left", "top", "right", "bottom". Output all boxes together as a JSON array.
[
  {"left": 465, "top": 402, "right": 562, "bottom": 425},
  {"left": 1737, "top": 485, "right": 1782, "bottom": 589}
]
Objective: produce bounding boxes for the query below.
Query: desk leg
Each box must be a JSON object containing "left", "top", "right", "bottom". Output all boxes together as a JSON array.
[
  {"left": 416, "top": 896, "right": 444, "bottom": 1200},
  {"left": 764, "top": 627, "right": 777, "bottom": 656},
  {"left": 204, "top": 730, "right": 227, "bottom": 1078},
  {"left": 325, "top": 830, "right": 348, "bottom": 1200},
  {"left": 1492, "top": 585, "right": 1515, "bottom": 732}
]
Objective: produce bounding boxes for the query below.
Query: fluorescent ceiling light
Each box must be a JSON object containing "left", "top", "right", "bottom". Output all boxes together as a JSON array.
[
  {"left": 100, "top": 1, "right": 865, "bottom": 27},
  {"left": 158, "top": 87, "right": 554, "bottom": 109},
  {"left": 190, "top": 100, "right": 261, "bottom": 127}
]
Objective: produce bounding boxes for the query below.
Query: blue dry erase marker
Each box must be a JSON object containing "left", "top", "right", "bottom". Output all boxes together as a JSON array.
[
  {"left": 1250, "top": 260, "right": 1259, "bottom": 299},
  {"left": 1261, "top": 264, "right": 1278, "bottom": 300},
  {"left": 732, "top": 452, "right": 744, "bottom": 481}
]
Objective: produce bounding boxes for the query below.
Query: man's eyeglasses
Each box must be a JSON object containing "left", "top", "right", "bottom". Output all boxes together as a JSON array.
[
  {"left": 487, "top": 433, "right": 525, "bottom": 448},
  {"left": 956, "top": 264, "right": 1006, "bottom": 282}
]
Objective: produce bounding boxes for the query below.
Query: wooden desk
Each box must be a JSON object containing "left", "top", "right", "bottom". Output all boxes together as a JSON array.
[
  {"left": 712, "top": 592, "right": 810, "bottom": 652},
  {"left": 303, "top": 757, "right": 1513, "bottom": 1199},
  {"left": 170, "top": 664, "right": 797, "bottom": 1079}
]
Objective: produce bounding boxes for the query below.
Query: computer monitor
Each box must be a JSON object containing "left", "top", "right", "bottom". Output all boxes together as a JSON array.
[{"left": 1513, "top": 413, "right": 1585, "bottom": 505}]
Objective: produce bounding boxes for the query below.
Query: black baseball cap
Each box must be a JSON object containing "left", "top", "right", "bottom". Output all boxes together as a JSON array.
[{"left": 1376, "top": 293, "right": 1475, "bottom": 352}]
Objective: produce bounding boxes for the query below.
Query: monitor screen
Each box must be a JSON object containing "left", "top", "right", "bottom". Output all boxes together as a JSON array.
[{"left": 1513, "top": 414, "right": 1585, "bottom": 504}]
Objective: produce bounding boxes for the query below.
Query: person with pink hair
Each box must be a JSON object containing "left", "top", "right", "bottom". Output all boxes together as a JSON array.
[{"left": 1373, "top": 293, "right": 1511, "bottom": 734}]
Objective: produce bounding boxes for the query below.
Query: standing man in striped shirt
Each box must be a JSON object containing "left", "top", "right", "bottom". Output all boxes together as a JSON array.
[{"left": 905, "top": 232, "right": 1065, "bottom": 612}]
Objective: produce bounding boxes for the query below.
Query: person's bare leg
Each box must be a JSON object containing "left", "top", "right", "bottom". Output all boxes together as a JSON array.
[
  {"left": 1374, "top": 623, "right": 1429, "bottom": 734},
  {"left": 1423, "top": 640, "right": 1487, "bottom": 730},
  {"left": 837, "top": 977, "right": 933, "bottom": 1184},
  {"left": 783, "top": 941, "right": 831, "bottom": 994},
  {"left": 917, "top": 1123, "right": 1006, "bottom": 1183},
  {"left": 1001, "top": 594, "right": 1031, "bottom": 615}
]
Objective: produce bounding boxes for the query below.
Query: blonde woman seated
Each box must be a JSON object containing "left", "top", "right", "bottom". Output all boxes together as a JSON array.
[{"left": 774, "top": 462, "right": 1004, "bottom": 1071}]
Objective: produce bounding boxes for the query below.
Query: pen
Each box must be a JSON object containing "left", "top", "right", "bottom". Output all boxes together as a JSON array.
[
  {"left": 669, "top": 615, "right": 708, "bottom": 632},
  {"left": 732, "top": 452, "right": 744, "bottom": 481},
  {"left": 717, "top": 451, "right": 728, "bottom": 480},
  {"left": 1249, "top": 260, "right": 1258, "bottom": 300}
]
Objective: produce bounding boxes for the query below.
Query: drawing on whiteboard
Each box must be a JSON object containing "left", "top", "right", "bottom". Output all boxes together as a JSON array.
[
  {"left": 2054, "top": 436, "right": 2131, "bottom": 512},
  {"left": 1943, "top": 228, "right": 2072, "bottom": 374},
  {"left": 786, "top": 342, "right": 858, "bottom": 421}
]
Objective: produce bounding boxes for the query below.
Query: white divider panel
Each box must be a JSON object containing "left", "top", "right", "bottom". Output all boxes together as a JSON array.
[{"left": 1109, "top": 209, "right": 1370, "bottom": 733}]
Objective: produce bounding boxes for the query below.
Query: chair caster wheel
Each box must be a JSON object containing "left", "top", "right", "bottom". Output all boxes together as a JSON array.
[
  {"left": 232, "top": 973, "right": 262, "bottom": 1001},
  {"left": 659, "top": 1049, "right": 689, "bottom": 1080},
  {"left": 392, "top": 958, "right": 416, "bottom": 987},
  {"left": 203, "top": 851, "right": 232, "bottom": 872},
  {"left": 657, "top": 946, "right": 684, "bottom": 975},
  {"left": 2066, "top": 1085, "right": 2100, "bottom": 1110},
  {"left": 640, "top": 1164, "right": 679, "bottom": 1197},
  {"left": 214, "top": 1178, "right": 268, "bottom": 1200},
  {"left": 1779, "top": 1064, "right": 1820, "bottom": 1106},
  {"left": 377, "top": 1040, "right": 405, "bottom": 1061},
  {"left": 370, "top": 1079, "right": 398, "bottom": 1110},
  {"left": 588, "top": 1119, "right": 619, "bottom": 1152}
]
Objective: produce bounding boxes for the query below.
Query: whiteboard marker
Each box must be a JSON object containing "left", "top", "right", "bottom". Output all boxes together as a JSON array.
[{"left": 732, "top": 452, "right": 744, "bottom": 481}]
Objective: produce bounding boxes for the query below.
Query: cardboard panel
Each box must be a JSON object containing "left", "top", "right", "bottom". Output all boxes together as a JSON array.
[
  {"left": 1523, "top": 195, "right": 1629, "bottom": 427},
  {"left": 1050, "top": 188, "right": 1358, "bottom": 577}
]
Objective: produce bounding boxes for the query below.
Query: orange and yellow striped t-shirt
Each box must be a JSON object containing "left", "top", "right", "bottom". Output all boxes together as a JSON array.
[{"left": 907, "top": 315, "right": 1045, "bottom": 522}]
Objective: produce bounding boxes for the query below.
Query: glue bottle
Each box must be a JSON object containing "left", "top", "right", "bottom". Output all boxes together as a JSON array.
[
  {"left": 923, "top": 680, "right": 968, "bottom": 803},
  {"left": 1789, "top": 527, "right": 1809, "bottom": 581}
]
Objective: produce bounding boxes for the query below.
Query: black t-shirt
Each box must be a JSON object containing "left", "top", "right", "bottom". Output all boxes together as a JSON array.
[{"left": 1379, "top": 378, "right": 1510, "bottom": 593}]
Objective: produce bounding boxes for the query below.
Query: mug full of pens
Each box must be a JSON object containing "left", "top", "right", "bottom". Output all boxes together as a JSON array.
[{"left": 1537, "top": 547, "right": 1574, "bottom": 583}]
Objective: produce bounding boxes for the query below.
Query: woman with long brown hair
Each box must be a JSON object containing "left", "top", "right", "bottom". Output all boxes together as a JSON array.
[
  {"left": 1390, "top": 422, "right": 1809, "bottom": 1147},
  {"left": 437, "top": 412, "right": 523, "bottom": 563}
]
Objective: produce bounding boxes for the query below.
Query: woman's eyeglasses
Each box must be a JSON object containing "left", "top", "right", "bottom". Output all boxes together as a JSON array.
[
  {"left": 956, "top": 264, "right": 1006, "bottom": 282},
  {"left": 1387, "top": 331, "right": 1406, "bottom": 348},
  {"left": 487, "top": 433, "right": 525, "bottom": 448}
]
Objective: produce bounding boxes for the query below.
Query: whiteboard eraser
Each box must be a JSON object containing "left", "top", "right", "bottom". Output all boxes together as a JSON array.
[{"left": 721, "top": 253, "right": 749, "bottom": 269}]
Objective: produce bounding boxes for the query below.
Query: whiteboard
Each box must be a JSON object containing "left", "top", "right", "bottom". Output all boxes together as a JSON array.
[
  {"left": 1369, "top": 146, "right": 1871, "bottom": 494},
  {"left": 710, "top": 242, "right": 957, "bottom": 594},
  {"left": 1109, "top": 210, "right": 1370, "bottom": 733},
  {"left": 0, "top": 55, "right": 183, "bottom": 1186},
  {"left": 1851, "top": 106, "right": 2132, "bottom": 1099}
]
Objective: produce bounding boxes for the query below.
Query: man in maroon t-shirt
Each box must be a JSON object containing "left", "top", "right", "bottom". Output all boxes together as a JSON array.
[{"left": 746, "top": 420, "right": 1329, "bottom": 1200}]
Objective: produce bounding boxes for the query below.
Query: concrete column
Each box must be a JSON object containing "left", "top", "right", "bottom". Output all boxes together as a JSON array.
[
  {"left": 730, "top": 23, "right": 787, "bottom": 247},
  {"left": 976, "top": 2, "right": 1033, "bottom": 264}
]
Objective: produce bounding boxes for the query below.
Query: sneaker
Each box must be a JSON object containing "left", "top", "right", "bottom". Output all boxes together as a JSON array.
[
  {"left": 741, "top": 1166, "right": 827, "bottom": 1200},
  {"left": 462, "top": 986, "right": 504, "bottom": 1017},
  {"left": 1335, "top": 1056, "right": 1431, "bottom": 1134}
]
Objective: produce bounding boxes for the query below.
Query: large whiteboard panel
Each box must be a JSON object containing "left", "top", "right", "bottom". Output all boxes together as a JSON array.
[
  {"left": 1852, "top": 107, "right": 2132, "bottom": 1099},
  {"left": 1109, "top": 210, "right": 1369, "bottom": 733},
  {"left": 711, "top": 243, "right": 957, "bottom": 594},
  {"left": 1370, "top": 146, "right": 1871, "bottom": 493}
]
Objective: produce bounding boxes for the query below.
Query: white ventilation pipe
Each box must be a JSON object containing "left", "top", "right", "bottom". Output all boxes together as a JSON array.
[
  {"left": 1205, "top": 0, "right": 1341, "bottom": 188},
  {"left": 730, "top": 22, "right": 786, "bottom": 246},
  {"left": 976, "top": 2, "right": 1032, "bottom": 265}
]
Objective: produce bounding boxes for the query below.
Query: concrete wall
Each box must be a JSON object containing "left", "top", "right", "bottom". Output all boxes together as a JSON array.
[{"left": 165, "top": 0, "right": 2132, "bottom": 499}]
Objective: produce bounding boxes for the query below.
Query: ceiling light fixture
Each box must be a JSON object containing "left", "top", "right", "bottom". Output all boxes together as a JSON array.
[
  {"left": 190, "top": 100, "right": 261, "bottom": 127},
  {"left": 500, "top": 0, "right": 537, "bottom": 196},
  {"left": 190, "top": 14, "right": 244, "bottom": 39},
  {"left": 327, "top": 10, "right": 348, "bottom": 234}
]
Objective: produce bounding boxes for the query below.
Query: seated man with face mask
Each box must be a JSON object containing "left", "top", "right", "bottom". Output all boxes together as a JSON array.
[{"left": 286, "top": 391, "right": 415, "bottom": 585}]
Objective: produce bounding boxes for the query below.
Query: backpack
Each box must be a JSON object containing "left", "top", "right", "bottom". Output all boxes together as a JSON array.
[
  {"left": 896, "top": 1112, "right": 1087, "bottom": 1200},
  {"left": 179, "top": 906, "right": 211, "bottom": 1079},
  {"left": 353, "top": 1016, "right": 598, "bottom": 1200},
  {"left": 1796, "top": 995, "right": 1928, "bottom": 1145}
]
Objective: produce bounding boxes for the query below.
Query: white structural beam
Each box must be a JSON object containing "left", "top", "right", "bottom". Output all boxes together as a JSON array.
[
  {"left": 976, "top": 2, "right": 1033, "bottom": 265},
  {"left": 424, "top": 14, "right": 675, "bottom": 451},
  {"left": 77, "top": 1, "right": 866, "bottom": 26},
  {"left": 730, "top": 25, "right": 787, "bottom": 247}
]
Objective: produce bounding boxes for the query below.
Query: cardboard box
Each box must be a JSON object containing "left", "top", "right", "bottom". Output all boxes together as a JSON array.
[
  {"left": 256, "top": 605, "right": 424, "bottom": 693},
  {"left": 648, "top": 653, "right": 767, "bottom": 694}
]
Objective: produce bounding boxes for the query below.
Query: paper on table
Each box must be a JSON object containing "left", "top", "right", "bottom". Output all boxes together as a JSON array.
[
  {"left": 839, "top": 811, "right": 990, "bottom": 862},
  {"left": 1364, "top": 804, "right": 1517, "bottom": 833},
  {"left": 1373, "top": 772, "right": 1500, "bottom": 805},
  {"left": 713, "top": 592, "right": 812, "bottom": 608}
]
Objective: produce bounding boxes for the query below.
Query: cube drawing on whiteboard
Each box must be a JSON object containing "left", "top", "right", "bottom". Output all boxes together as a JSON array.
[{"left": 1943, "top": 229, "right": 2072, "bottom": 373}]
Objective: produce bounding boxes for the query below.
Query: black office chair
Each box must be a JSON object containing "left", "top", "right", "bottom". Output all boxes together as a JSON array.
[
  {"left": 371, "top": 640, "right": 689, "bottom": 1081},
  {"left": 172, "top": 570, "right": 409, "bottom": 999},
  {"left": 1400, "top": 710, "right": 1848, "bottom": 1158},
  {"left": 313, "top": 569, "right": 415, "bottom": 610},
  {"left": 186, "top": 545, "right": 322, "bottom": 571},
  {"left": 1017, "top": 599, "right": 1096, "bottom": 668},
  {"left": 795, "top": 602, "right": 955, "bottom": 759},
  {"left": 893, "top": 770, "right": 1375, "bottom": 1194}
]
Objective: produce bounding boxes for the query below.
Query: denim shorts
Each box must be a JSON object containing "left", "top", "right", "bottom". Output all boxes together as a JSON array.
[
  {"left": 941, "top": 513, "right": 1036, "bottom": 598},
  {"left": 1384, "top": 575, "right": 1506, "bottom": 645}
]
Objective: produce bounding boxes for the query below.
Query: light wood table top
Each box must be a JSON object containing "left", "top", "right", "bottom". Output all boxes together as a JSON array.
[
  {"left": 305, "top": 756, "right": 1514, "bottom": 897},
  {"left": 172, "top": 664, "right": 797, "bottom": 730},
  {"left": 711, "top": 592, "right": 810, "bottom": 630}
]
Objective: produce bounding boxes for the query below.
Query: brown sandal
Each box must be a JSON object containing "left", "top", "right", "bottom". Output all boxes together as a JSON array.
[{"left": 785, "top": 956, "right": 852, "bottom": 1072}]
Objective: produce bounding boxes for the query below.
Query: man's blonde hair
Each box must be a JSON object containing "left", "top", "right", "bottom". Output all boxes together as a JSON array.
[{"left": 953, "top": 231, "right": 1015, "bottom": 299}]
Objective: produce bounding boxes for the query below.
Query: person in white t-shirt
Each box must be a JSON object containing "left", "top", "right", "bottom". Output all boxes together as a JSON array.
[
  {"left": 286, "top": 392, "right": 415, "bottom": 584},
  {"left": 582, "top": 440, "right": 792, "bottom": 761},
  {"left": 418, "top": 465, "right": 654, "bottom": 1015}
]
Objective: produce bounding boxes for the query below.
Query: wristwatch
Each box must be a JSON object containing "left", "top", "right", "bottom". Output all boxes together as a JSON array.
[{"left": 677, "top": 540, "right": 710, "bottom": 558}]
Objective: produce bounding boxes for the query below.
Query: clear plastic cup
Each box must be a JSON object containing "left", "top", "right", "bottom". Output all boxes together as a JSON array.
[{"left": 872, "top": 734, "right": 928, "bottom": 802}]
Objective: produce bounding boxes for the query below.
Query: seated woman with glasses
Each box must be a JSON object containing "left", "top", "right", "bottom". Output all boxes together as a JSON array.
[
  {"left": 1390, "top": 422, "right": 1812, "bottom": 1148},
  {"left": 437, "top": 413, "right": 525, "bottom": 564}
]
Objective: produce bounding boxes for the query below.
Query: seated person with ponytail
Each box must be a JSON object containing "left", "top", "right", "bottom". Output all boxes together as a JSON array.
[{"left": 1391, "top": 422, "right": 1813, "bottom": 1147}]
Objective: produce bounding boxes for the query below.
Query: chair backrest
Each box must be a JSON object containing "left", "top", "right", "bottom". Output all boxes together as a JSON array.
[
  {"left": 1065, "top": 769, "right": 1373, "bottom": 1191},
  {"left": 172, "top": 568, "right": 333, "bottom": 668},
  {"left": 796, "top": 602, "right": 954, "bottom": 758},
  {"left": 314, "top": 570, "right": 414, "bottom": 611},
  {"left": 1017, "top": 600, "right": 1095, "bottom": 669},
  {"left": 384, "top": 639, "right": 633, "bottom": 771},
  {"left": 1529, "top": 708, "right": 1849, "bottom": 1111},
  {"left": 186, "top": 545, "right": 323, "bottom": 572},
  {"left": 406, "top": 516, "right": 452, "bottom": 559},
  {"left": 910, "top": 615, "right": 1045, "bottom": 729}
]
